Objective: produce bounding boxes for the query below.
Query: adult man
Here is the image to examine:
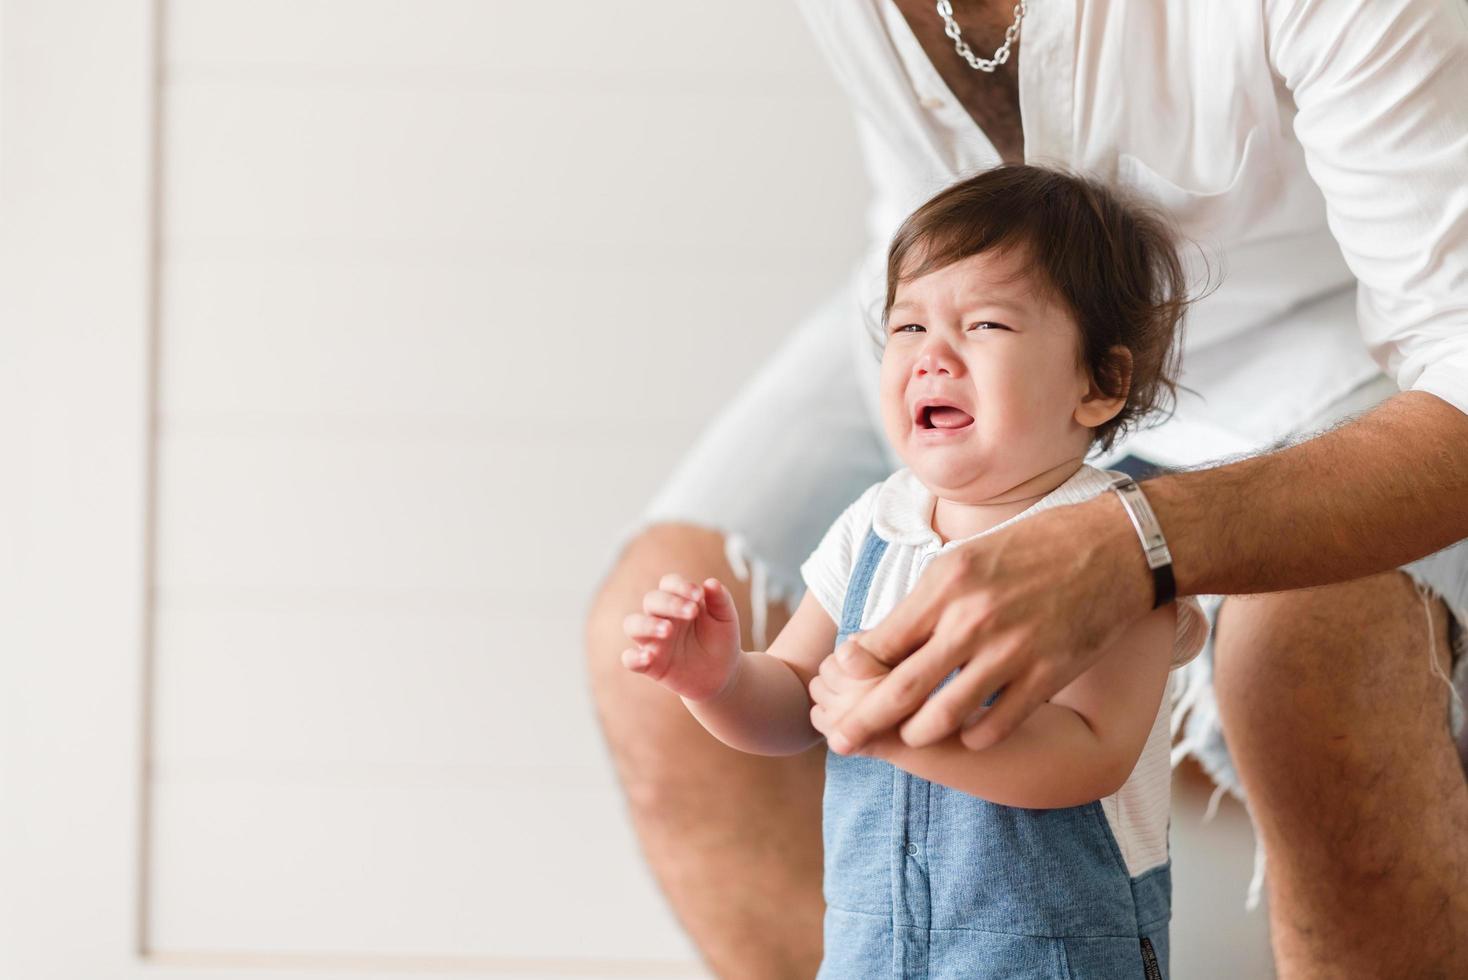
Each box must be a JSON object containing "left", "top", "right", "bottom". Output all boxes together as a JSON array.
[{"left": 585, "top": 1, "right": 1468, "bottom": 975}]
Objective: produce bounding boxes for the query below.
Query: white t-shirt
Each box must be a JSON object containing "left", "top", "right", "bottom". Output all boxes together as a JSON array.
[
  {"left": 795, "top": 0, "right": 1468, "bottom": 468},
  {"left": 800, "top": 463, "right": 1211, "bottom": 877}
]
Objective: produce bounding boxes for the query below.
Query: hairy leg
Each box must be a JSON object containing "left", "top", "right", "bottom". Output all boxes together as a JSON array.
[
  {"left": 1213, "top": 571, "right": 1468, "bottom": 979},
  {"left": 584, "top": 523, "right": 826, "bottom": 979}
]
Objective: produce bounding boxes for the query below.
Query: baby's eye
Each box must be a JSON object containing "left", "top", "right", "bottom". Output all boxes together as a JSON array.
[
  {"left": 892, "top": 323, "right": 924, "bottom": 334},
  {"left": 969, "top": 321, "right": 1011, "bottom": 331}
]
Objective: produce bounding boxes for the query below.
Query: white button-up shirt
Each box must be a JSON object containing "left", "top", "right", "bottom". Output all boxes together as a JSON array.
[{"left": 797, "top": 0, "right": 1468, "bottom": 467}]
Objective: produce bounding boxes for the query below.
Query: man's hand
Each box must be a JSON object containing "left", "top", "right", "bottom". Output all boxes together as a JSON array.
[{"left": 825, "top": 492, "right": 1154, "bottom": 755}]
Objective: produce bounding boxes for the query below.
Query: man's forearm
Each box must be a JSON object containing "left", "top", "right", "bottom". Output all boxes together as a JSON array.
[
  {"left": 1114, "top": 390, "right": 1468, "bottom": 597},
  {"left": 682, "top": 651, "right": 822, "bottom": 757},
  {"left": 863, "top": 702, "right": 1123, "bottom": 808}
]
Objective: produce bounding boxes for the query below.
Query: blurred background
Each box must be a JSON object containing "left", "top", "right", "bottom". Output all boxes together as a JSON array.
[{"left": 0, "top": 1, "right": 1274, "bottom": 976}]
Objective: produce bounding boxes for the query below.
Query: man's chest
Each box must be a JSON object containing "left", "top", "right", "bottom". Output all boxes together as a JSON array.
[{"left": 886, "top": 0, "right": 1025, "bottom": 163}]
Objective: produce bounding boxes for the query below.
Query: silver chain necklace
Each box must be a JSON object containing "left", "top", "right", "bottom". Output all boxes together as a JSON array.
[{"left": 934, "top": 1, "right": 1027, "bottom": 72}]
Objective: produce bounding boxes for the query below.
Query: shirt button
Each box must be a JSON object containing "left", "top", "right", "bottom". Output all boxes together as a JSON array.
[
  {"left": 905, "top": 842, "right": 919, "bottom": 856},
  {"left": 919, "top": 93, "right": 945, "bottom": 111}
]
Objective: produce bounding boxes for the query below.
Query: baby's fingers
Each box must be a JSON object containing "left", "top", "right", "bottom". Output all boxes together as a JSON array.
[
  {"left": 642, "top": 588, "right": 702, "bottom": 621},
  {"left": 620, "top": 644, "right": 659, "bottom": 674},
  {"left": 657, "top": 573, "right": 704, "bottom": 604},
  {"left": 623, "top": 612, "right": 676, "bottom": 643},
  {"left": 817, "top": 652, "right": 856, "bottom": 690}
]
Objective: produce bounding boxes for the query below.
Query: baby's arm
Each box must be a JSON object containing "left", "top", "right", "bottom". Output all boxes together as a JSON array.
[
  {"left": 826, "top": 603, "right": 1176, "bottom": 808},
  {"left": 622, "top": 574, "right": 837, "bottom": 757},
  {"left": 684, "top": 590, "right": 838, "bottom": 756}
]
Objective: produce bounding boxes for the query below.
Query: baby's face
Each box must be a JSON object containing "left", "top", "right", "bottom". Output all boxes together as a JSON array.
[{"left": 879, "top": 247, "right": 1098, "bottom": 503}]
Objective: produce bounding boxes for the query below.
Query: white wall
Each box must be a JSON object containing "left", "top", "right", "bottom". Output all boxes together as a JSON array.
[
  {"left": 1, "top": 1, "right": 867, "bottom": 975},
  {"left": 149, "top": 0, "right": 870, "bottom": 969}
]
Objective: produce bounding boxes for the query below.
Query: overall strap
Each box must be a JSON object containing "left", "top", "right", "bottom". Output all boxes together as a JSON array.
[{"left": 837, "top": 526, "right": 888, "bottom": 641}]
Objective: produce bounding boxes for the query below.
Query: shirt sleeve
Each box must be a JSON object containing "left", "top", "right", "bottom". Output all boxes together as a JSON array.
[
  {"left": 1170, "top": 596, "right": 1211, "bottom": 671},
  {"left": 1265, "top": 0, "right": 1468, "bottom": 415},
  {"left": 799, "top": 481, "right": 884, "bottom": 625}
]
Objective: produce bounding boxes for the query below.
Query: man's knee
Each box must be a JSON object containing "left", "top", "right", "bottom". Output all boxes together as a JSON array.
[
  {"left": 1212, "top": 570, "right": 1454, "bottom": 738},
  {"left": 586, "top": 523, "right": 722, "bottom": 661}
]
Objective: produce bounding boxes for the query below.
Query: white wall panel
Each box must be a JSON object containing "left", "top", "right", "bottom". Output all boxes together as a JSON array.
[
  {"left": 160, "top": 81, "right": 860, "bottom": 251},
  {"left": 148, "top": 775, "right": 684, "bottom": 958},
  {"left": 153, "top": 605, "right": 604, "bottom": 769},
  {"left": 153, "top": 432, "right": 672, "bottom": 594},
  {"left": 166, "top": 0, "right": 831, "bottom": 80},
  {"left": 158, "top": 248, "right": 850, "bottom": 425},
  {"left": 0, "top": 1, "right": 159, "bottom": 976},
  {"left": 142, "top": 0, "right": 868, "bottom": 969}
]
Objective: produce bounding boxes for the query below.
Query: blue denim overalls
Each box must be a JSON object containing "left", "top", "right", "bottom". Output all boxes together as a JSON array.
[{"left": 818, "top": 525, "right": 1171, "bottom": 979}]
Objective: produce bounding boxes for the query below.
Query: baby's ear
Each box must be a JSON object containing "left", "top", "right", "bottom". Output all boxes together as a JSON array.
[{"left": 1074, "top": 345, "right": 1132, "bottom": 427}]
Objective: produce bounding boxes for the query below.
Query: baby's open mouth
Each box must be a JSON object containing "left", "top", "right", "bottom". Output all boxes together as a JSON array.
[{"left": 919, "top": 406, "right": 975, "bottom": 429}]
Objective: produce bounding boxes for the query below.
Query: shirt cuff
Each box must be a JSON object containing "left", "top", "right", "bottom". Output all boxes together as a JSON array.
[{"left": 1409, "top": 355, "right": 1468, "bottom": 419}]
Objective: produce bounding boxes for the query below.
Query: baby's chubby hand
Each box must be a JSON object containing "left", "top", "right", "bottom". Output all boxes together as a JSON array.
[
  {"left": 809, "top": 638, "right": 892, "bottom": 752},
  {"left": 621, "top": 573, "right": 743, "bottom": 702}
]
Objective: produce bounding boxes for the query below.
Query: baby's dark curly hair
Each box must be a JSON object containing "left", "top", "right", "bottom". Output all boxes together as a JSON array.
[{"left": 883, "top": 164, "right": 1199, "bottom": 455}]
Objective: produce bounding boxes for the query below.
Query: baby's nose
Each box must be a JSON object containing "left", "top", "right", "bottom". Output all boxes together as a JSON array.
[{"left": 917, "top": 348, "right": 957, "bottom": 375}]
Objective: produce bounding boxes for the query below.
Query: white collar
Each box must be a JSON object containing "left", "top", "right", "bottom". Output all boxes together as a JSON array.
[{"left": 871, "top": 464, "right": 1117, "bottom": 551}]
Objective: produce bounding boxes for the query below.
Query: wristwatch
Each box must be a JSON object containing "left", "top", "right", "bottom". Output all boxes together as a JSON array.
[{"left": 1106, "top": 472, "right": 1176, "bottom": 609}]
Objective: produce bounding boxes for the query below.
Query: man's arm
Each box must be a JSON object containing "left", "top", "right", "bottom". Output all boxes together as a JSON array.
[
  {"left": 827, "top": 603, "right": 1177, "bottom": 808},
  {"left": 683, "top": 590, "right": 837, "bottom": 756},
  {"left": 826, "top": 391, "right": 1468, "bottom": 757},
  {"left": 1141, "top": 390, "right": 1468, "bottom": 597}
]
